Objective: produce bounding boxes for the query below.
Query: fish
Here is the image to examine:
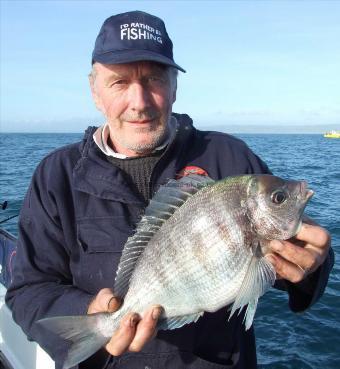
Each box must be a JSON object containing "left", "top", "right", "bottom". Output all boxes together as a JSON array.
[{"left": 38, "top": 174, "right": 313, "bottom": 369}]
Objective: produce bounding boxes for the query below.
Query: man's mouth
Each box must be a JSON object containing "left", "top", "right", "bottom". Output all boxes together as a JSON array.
[{"left": 126, "top": 119, "right": 155, "bottom": 124}]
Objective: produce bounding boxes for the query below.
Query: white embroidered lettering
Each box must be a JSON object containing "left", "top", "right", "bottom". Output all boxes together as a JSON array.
[
  {"left": 130, "top": 28, "right": 138, "bottom": 40},
  {"left": 121, "top": 28, "right": 128, "bottom": 39},
  {"left": 120, "top": 23, "right": 163, "bottom": 44},
  {"left": 138, "top": 29, "right": 147, "bottom": 39}
]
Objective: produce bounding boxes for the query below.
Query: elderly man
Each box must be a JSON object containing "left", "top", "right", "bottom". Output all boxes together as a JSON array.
[{"left": 6, "top": 10, "right": 333, "bottom": 369}]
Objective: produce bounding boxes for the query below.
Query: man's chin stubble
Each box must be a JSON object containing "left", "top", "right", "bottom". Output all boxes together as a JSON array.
[{"left": 127, "top": 130, "right": 168, "bottom": 152}]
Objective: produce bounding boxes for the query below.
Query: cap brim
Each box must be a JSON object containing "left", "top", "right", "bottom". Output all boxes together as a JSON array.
[{"left": 92, "top": 49, "right": 186, "bottom": 73}]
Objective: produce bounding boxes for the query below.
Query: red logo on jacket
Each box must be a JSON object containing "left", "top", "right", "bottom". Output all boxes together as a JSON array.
[{"left": 176, "top": 166, "right": 209, "bottom": 179}]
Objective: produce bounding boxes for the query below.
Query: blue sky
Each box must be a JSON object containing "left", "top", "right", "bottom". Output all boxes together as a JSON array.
[{"left": 1, "top": 0, "right": 339, "bottom": 132}]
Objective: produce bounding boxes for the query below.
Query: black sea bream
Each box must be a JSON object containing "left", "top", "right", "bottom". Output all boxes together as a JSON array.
[{"left": 39, "top": 174, "right": 313, "bottom": 369}]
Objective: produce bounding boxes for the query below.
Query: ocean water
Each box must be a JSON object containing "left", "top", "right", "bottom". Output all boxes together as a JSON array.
[{"left": 0, "top": 131, "right": 339, "bottom": 368}]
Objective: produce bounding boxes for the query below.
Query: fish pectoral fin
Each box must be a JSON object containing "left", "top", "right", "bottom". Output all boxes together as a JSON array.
[
  {"left": 229, "top": 256, "right": 275, "bottom": 330},
  {"left": 243, "top": 298, "right": 258, "bottom": 330},
  {"left": 158, "top": 311, "right": 204, "bottom": 330}
]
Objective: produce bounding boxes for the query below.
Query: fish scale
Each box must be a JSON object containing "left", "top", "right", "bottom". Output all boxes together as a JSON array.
[
  {"left": 38, "top": 174, "right": 313, "bottom": 369},
  {"left": 116, "top": 189, "right": 254, "bottom": 319}
]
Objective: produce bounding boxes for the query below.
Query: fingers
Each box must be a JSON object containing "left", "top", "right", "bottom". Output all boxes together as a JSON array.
[
  {"left": 270, "top": 240, "right": 317, "bottom": 274},
  {"left": 268, "top": 223, "right": 331, "bottom": 283},
  {"left": 105, "top": 305, "right": 163, "bottom": 356},
  {"left": 266, "top": 253, "right": 306, "bottom": 283},
  {"left": 128, "top": 306, "right": 162, "bottom": 352},
  {"left": 105, "top": 313, "right": 140, "bottom": 356},
  {"left": 294, "top": 223, "right": 331, "bottom": 251},
  {"left": 87, "top": 288, "right": 122, "bottom": 314}
]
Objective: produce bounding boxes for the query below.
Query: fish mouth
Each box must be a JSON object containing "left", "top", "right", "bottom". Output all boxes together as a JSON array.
[
  {"left": 306, "top": 189, "right": 314, "bottom": 200},
  {"left": 300, "top": 181, "right": 314, "bottom": 202},
  {"left": 291, "top": 181, "right": 313, "bottom": 237}
]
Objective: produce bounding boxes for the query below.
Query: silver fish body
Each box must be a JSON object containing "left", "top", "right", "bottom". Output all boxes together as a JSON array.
[
  {"left": 102, "top": 178, "right": 256, "bottom": 333},
  {"left": 38, "top": 174, "right": 313, "bottom": 368}
]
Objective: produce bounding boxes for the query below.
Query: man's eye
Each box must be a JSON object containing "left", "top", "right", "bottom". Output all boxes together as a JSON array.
[
  {"left": 109, "top": 80, "right": 128, "bottom": 87},
  {"left": 148, "top": 76, "right": 164, "bottom": 83},
  {"left": 114, "top": 80, "right": 127, "bottom": 85}
]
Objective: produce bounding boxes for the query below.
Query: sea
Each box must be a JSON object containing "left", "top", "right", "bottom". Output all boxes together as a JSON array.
[{"left": 0, "top": 132, "right": 339, "bottom": 369}]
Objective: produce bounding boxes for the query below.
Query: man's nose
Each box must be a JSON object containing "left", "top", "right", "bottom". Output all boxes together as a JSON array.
[{"left": 128, "top": 82, "right": 152, "bottom": 110}]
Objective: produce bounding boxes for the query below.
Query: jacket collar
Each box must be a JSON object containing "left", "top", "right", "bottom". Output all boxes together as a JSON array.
[{"left": 73, "top": 113, "right": 194, "bottom": 204}]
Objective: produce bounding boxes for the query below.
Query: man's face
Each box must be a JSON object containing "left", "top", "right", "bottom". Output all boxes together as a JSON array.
[{"left": 90, "top": 61, "right": 177, "bottom": 156}]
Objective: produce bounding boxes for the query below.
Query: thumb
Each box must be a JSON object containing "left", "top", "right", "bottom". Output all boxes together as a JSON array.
[
  {"left": 107, "top": 294, "right": 122, "bottom": 313},
  {"left": 88, "top": 288, "right": 122, "bottom": 314}
]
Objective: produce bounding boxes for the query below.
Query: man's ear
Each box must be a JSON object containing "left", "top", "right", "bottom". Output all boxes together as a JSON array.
[{"left": 89, "top": 75, "right": 104, "bottom": 113}]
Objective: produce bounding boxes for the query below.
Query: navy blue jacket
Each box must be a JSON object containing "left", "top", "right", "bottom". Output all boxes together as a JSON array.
[{"left": 6, "top": 114, "right": 333, "bottom": 369}]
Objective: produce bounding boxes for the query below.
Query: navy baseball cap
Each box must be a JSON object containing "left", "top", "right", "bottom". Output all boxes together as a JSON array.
[{"left": 92, "top": 11, "right": 186, "bottom": 72}]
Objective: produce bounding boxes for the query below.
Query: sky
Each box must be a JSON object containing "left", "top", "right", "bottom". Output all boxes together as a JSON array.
[{"left": 1, "top": 0, "right": 340, "bottom": 133}]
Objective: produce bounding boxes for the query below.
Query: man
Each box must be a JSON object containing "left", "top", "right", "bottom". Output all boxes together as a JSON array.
[{"left": 6, "top": 10, "right": 333, "bottom": 369}]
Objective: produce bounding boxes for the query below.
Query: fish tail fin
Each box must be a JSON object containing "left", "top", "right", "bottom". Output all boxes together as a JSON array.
[
  {"left": 229, "top": 255, "right": 275, "bottom": 330},
  {"left": 37, "top": 313, "right": 112, "bottom": 369}
]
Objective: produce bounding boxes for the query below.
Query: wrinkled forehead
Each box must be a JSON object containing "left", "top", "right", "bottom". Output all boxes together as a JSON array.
[{"left": 93, "top": 61, "right": 169, "bottom": 78}]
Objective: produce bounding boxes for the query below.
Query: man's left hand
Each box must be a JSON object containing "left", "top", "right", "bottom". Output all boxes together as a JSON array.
[{"left": 268, "top": 222, "right": 331, "bottom": 283}]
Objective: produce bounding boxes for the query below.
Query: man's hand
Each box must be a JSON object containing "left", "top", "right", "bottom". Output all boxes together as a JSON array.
[
  {"left": 268, "top": 222, "right": 331, "bottom": 283},
  {"left": 87, "top": 288, "right": 162, "bottom": 355}
]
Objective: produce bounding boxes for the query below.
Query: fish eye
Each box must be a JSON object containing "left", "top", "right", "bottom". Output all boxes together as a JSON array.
[{"left": 271, "top": 190, "right": 287, "bottom": 204}]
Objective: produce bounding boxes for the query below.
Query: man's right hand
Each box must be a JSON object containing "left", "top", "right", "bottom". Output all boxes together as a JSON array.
[{"left": 87, "top": 288, "right": 162, "bottom": 355}]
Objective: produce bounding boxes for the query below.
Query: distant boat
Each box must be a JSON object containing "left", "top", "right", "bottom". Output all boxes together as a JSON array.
[{"left": 324, "top": 130, "right": 340, "bottom": 138}]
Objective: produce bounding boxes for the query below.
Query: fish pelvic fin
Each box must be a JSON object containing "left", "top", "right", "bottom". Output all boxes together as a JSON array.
[
  {"left": 37, "top": 313, "right": 111, "bottom": 369},
  {"left": 229, "top": 255, "right": 275, "bottom": 330},
  {"left": 114, "top": 174, "right": 215, "bottom": 298}
]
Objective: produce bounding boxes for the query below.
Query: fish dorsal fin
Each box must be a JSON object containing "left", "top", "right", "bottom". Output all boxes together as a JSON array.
[
  {"left": 113, "top": 174, "right": 214, "bottom": 298},
  {"left": 229, "top": 255, "right": 276, "bottom": 330},
  {"left": 145, "top": 174, "right": 213, "bottom": 218},
  {"left": 158, "top": 311, "right": 204, "bottom": 331}
]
